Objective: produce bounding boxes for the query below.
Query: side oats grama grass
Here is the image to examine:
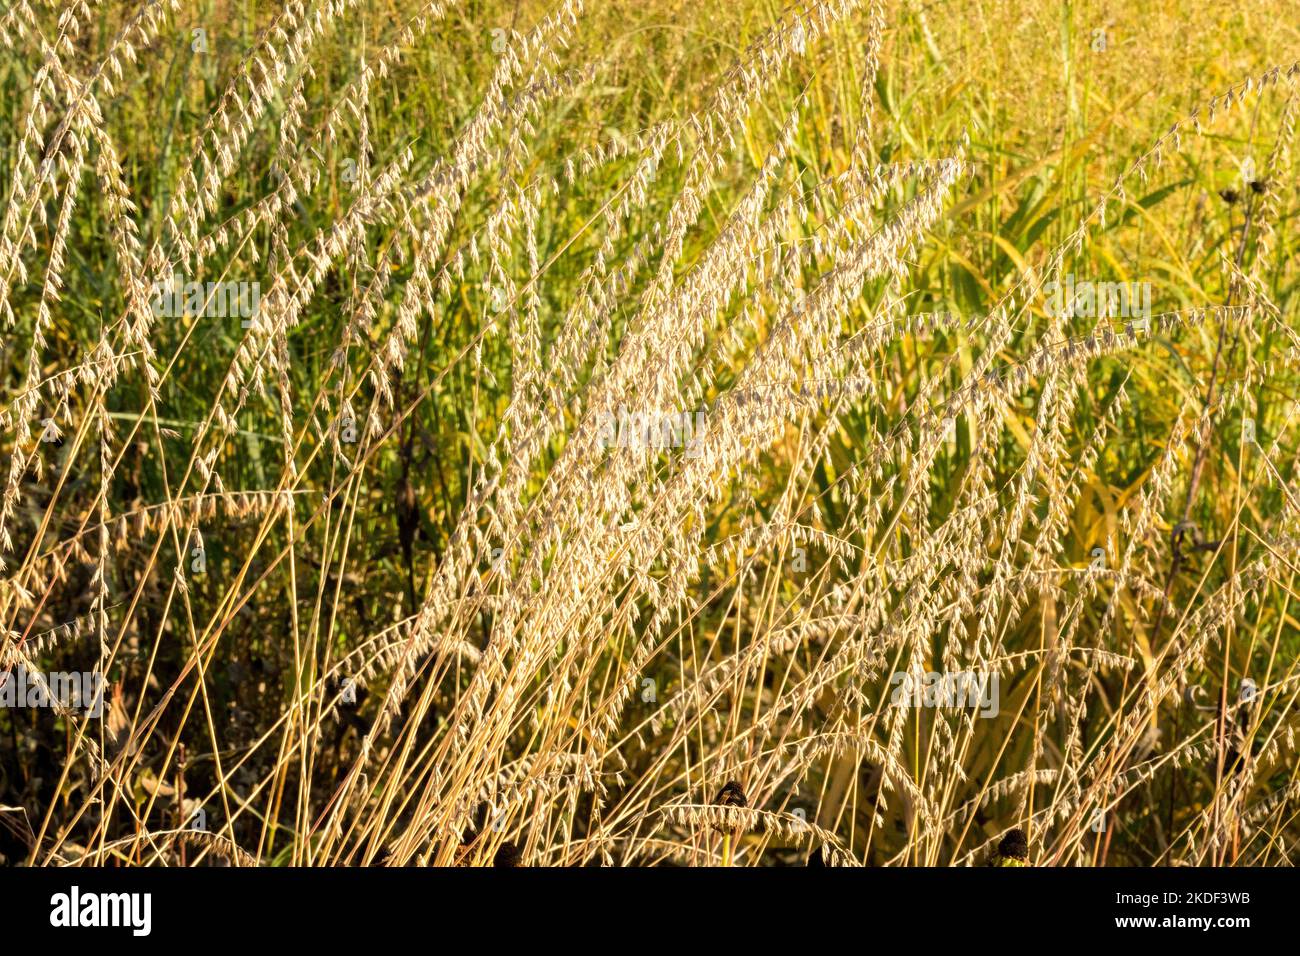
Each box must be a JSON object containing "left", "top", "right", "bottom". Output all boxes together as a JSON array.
[{"left": 0, "top": 0, "right": 1298, "bottom": 867}]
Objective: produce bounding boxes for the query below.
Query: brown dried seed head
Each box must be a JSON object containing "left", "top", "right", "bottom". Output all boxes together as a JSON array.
[
  {"left": 997, "top": 828, "right": 1029, "bottom": 863},
  {"left": 715, "top": 781, "right": 747, "bottom": 808}
]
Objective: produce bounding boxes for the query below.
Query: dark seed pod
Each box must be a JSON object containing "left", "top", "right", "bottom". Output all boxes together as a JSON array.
[
  {"left": 1218, "top": 188, "right": 1240, "bottom": 205},
  {"left": 1249, "top": 178, "right": 1269, "bottom": 194}
]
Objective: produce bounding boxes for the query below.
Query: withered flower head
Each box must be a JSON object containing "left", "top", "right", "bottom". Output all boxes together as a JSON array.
[
  {"left": 996, "top": 828, "right": 1029, "bottom": 865},
  {"left": 715, "top": 781, "right": 747, "bottom": 808},
  {"left": 711, "top": 781, "right": 749, "bottom": 836}
]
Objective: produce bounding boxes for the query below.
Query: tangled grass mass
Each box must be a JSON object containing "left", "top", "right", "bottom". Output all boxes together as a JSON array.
[{"left": 1, "top": 0, "right": 1299, "bottom": 867}]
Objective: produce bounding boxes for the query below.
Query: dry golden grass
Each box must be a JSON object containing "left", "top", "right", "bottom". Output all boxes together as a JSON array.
[{"left": 1, "top": 0, "right": 1298, "bottom": 867}]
